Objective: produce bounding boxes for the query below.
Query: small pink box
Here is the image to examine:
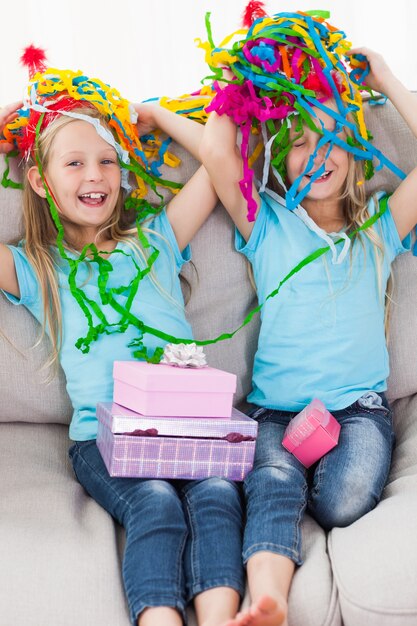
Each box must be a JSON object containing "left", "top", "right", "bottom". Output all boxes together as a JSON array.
[
  {"left": 96, "top": 402, "right": 258, "bottom": 481},
  {"left": 113, "top": 361, "right": 237, "bottom": 417},
  {"left": 282, "top": 399, "right": 341, "bottom": 468}
]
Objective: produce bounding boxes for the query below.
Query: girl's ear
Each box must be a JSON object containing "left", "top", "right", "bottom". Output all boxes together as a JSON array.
[{"left": 27, "top": 166, "right": 47, "bottom": 198}]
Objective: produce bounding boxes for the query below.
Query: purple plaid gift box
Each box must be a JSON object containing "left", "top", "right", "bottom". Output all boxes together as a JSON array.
[{"left": 96, "top": 402, "right": 258, "bottom": 481}]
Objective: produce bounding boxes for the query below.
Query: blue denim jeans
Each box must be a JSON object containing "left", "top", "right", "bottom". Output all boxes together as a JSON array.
[
  {"left": 69, "top": 440, "right": 244, "bottom": 625},
  {"left": 243, "top": 392, "right": 395, "bottom": 566}
]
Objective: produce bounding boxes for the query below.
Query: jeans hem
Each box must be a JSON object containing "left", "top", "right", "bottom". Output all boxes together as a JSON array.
[
  {"left": 243, "top": 542, "right": 303, "bottom": 567},
  {"left": 187, "top": 577, "right": 245, "bottom": 603},
  {"left": 131, "top": 597, "right": 186, "bottom": 626}
]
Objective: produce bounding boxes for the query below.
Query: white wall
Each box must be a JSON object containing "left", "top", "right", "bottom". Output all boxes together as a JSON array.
[{"left": 1, "top": 0, "right": 416, "bottom": 105}]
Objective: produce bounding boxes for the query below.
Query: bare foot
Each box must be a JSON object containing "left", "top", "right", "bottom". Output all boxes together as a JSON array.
[{"left": 221, "top": 595, "right": 287, "bottom": 626}]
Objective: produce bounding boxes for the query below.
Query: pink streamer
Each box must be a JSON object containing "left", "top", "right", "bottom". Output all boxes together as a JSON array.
[{"left": 206, "top": 80, "right": 297, "bottom": 221}]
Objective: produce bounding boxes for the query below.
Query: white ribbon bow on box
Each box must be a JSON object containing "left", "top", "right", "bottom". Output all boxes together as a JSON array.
[{"left": 161, "top": 343, "right": 208, "bottom": 368}]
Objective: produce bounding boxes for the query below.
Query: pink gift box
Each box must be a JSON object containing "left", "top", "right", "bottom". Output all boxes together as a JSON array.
[
  {"left": 282, "top": 399, "right": 341, "bottom": 468},
  {"left": 96, "top": 401, "right": 258, "bottom": 481},
  {"left": 113, "top": 361, "right": 237, "bottom": 417}
]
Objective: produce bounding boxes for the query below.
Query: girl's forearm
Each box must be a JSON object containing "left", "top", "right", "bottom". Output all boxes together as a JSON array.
[
  {"left": 152, "top": 104, "right": 203, "bottom": 161},
  {"left": 200, "top": 112, "right": 238, "bottom": 165}
]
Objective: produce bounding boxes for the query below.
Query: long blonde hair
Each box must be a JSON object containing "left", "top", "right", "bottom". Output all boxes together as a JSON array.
[
  {"left": 329, "top": 153, "right": 392, "bottom": 334},
  {"left": 21, "top": 107, "right": 182, "bottom": 371}
]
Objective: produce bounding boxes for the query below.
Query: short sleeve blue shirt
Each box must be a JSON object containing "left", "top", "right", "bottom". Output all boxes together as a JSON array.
[
  {"left": 3, "top": 210, "right": 192, "bottom": 440},
  {"left": 236, "top": 191, "right": 410, "bottom": 411}
]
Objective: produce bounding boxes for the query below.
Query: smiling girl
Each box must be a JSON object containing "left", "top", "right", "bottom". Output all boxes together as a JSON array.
[
  {"left": 0, "top": 63, "right": 244, "bottom": 625},
  {"left": 200, "top": 47, "right": 417, "bottom": 626}
]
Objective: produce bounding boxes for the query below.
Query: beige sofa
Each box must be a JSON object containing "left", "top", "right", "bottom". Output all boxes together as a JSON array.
[{"left": 1, "top": 98, "right": 417, "bottom": 626}]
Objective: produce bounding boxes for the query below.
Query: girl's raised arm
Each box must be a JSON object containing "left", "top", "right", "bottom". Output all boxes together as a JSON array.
[
  {"left": 350, "top": 48, "right": 417, "bottom": 239},
  {"left": 133, "top": 102, "right": 218, "bottom": 251},
  {"left": 200, "top": 111, "right": 260, "bottom": 242},
  {"left": 165, "top": 165, "right": 217, "bottom": 252}
]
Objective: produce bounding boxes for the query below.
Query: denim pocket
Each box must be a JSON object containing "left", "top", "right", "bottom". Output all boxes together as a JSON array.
[
  {"left": 359, "top": 406, "right": 393, "bottom": 428},
  {"left": 249, "top": 406, "right": 272, "bottom": 422},
  {"left": 251, "top": 407, "right": 296, "bottom": 427}
]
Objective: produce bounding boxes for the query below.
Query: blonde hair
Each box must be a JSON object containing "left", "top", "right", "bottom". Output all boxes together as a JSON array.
[
  {"left": 336, "top": 138, "right": 392, "bottom": 333},
  {"left": 21, "top": 106, "right": 183, "bottom": 373}
]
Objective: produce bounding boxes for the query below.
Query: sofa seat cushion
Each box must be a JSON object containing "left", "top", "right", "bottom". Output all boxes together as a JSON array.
[
  {"left": 0, "top": 423, "right": 131, "bottom": 625},
  {"left": 328, "top": 394, "right": 417, "bottom": 626}
]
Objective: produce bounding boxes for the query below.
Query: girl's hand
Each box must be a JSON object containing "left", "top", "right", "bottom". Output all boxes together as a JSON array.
[
  {"left": 0, "top": 101, "right": 22, "bottom": 153},
  {"left": 217, "top": 67, "right": 235, "bottom": 89},
  {"left": 347, "top": 47, "right": 395, "bottom": 94},
  {"left": 132, "top": 102, "right": 158, "bottom": 138}
]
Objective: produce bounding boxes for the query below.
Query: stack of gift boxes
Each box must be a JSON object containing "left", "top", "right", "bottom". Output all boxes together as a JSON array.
[{"left": 96, "top": 359, "right": 258, "bottom": 481}]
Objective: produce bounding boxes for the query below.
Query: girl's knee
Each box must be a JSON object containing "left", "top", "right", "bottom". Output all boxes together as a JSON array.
[
  {"left": 309, "top": 479, "right": 381, "bottom": 530},
  {"left": 245, "top": 463, "right": 303, "bottom": 499},
  {"left": 130, "top": 480, "right": 182, "bottom": 515},
  {"left": 185, "top": 477, "right": 242, "bottom": 514},
  {"left": 313, "top": 501, "right": 374, "bottom": 530}
]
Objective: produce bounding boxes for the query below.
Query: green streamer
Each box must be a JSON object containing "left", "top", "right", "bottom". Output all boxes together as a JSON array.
[{"left": 1, "top": 151, "right": 23, "bottom": 190}]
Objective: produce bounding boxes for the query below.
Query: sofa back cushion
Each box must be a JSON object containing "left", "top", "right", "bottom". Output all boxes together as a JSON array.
[
  {"left": 0, "top": 158, "right": 73, "bottom": 423},
  {"left": 364, "top": 99, "right": 417, "bottom": 402}
]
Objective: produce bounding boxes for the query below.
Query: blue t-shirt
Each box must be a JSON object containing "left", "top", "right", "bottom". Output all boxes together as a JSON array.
[
  {"left": 236, "top": 191, "right": 410, "bottom": 412},
  {"left": 3, "top": 210, "right": 193, "bottom": 440}
]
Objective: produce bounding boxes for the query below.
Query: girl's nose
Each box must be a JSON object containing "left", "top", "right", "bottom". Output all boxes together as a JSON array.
[
  {"left": 85, "top": 162, "right": 103, "bottom": 181},
  {"left": 313, "top": 142, "right": 328, "bottom": 165}
]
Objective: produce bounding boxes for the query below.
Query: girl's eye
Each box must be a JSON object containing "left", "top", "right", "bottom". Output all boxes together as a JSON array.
[
  {"left": 67, "top": 161, "right": 81, "bottom": 167},
  {"left": 293, "top": 142, "right": 306, "bottom": 148},
  {"left": 102, "top": 159, "right": 117, "bottom": 165}
]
